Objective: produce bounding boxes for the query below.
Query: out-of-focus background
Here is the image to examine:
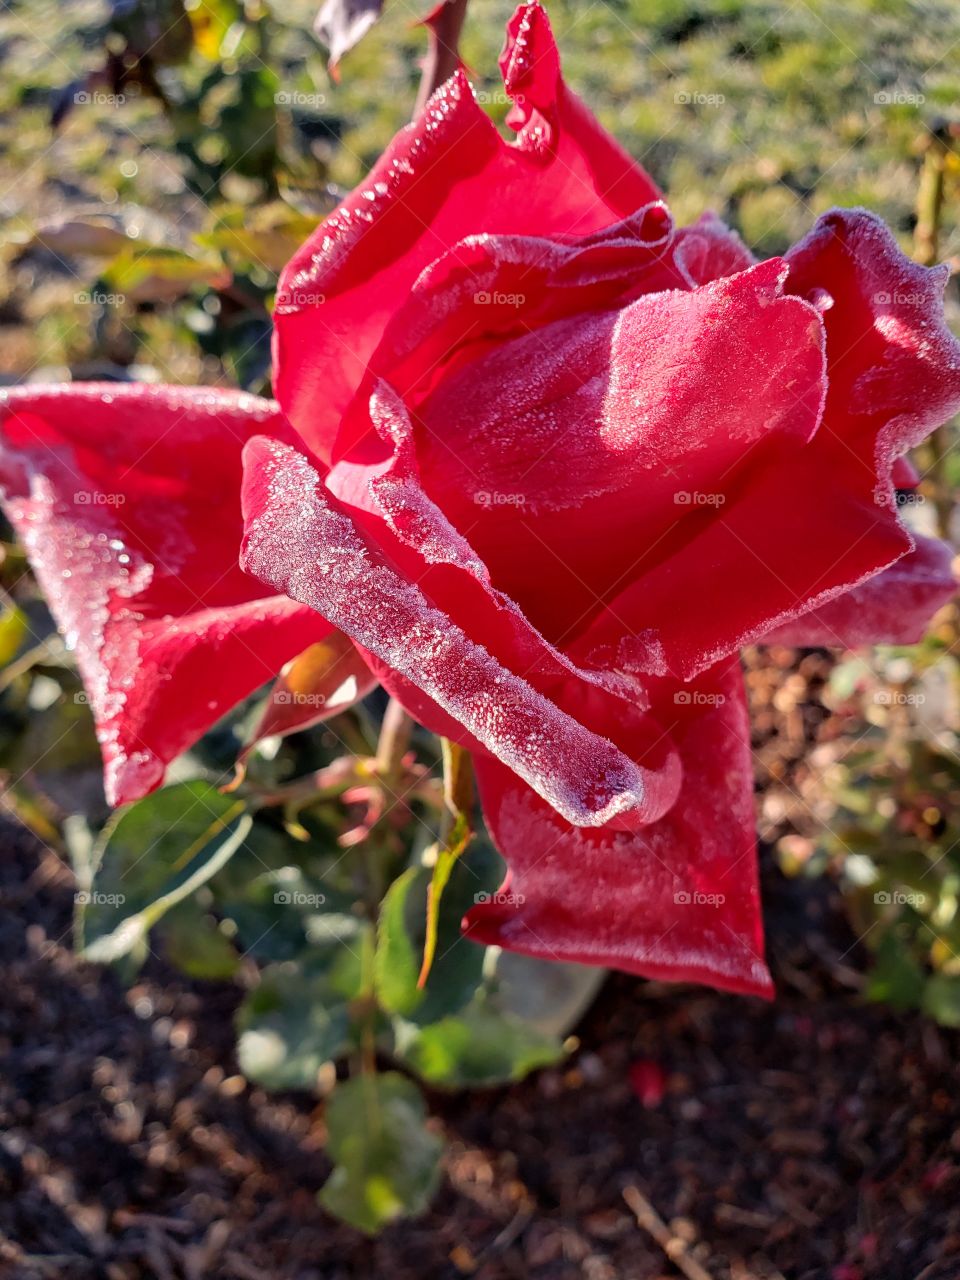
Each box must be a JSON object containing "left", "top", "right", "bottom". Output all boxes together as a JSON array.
[{"left": 2, "top": 2, "right": 960, "bottom": 1278}]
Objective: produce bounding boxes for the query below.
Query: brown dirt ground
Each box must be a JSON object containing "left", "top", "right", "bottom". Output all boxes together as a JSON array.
[{"left": 1, "top": 651, "right": 960, "bottom": 1280}]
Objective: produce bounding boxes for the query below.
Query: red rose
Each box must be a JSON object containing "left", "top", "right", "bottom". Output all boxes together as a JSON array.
[{"left": 3, "top": 2, "right": 958, "bottom": 997}]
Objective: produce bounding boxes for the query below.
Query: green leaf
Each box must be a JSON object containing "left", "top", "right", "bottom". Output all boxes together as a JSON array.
[
  {"left": 866, "top": 931, "right": 926, "bottom": 1011},
  {"left": 236, "top": 952, "right": 362, "bottom": 1090},
  {"left": 922, "top": 974, "right": 960, "bottom": 1027},
  {"left": 0, "top": 603, "right": 28, "bottom": 667},
  {"left": 375, "top": 842, "right": 503, "bottom": 1024},
  {"left": 394, "top": 1003, "right": 564, "bottom": 1089},
  {"left": 78, "top": 781, "right": 253, "bottom": 968},
  {"left": 418, "top": 739, "right": 474, "bottom": 988},
  {"left": 100, "top": 245, "right": 229, "bottom": 304},
  {"left": 159, "top": 901, "right": 240, "bottom": 980},
  {"left": 319, "top": 1072, "right": 442, "bottom": 1234}
]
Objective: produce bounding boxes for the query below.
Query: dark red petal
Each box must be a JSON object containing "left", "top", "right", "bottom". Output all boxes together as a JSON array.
[
  {"left": 273, "top": 0, "right": 660, "bottom": 463},
  {"left": 415, "top": 258, "right": 827, "bottom": 640},
  {"left": 330, "top": 203, "right": 675, "bottom": 454},
  {"left": 764, "top": 536, "right": 956, "bottom": 648},
  {"left": 0, "top": 384, "right": 329, "bottom": 805},
  {"left": 468, "top": 662, "right": 772, "bottom": 998},
  {"left": 785, "top": 208, "right": 960, "bottom": 464},
  {"left": 240, "top": 435, "right": 678, "bottom": 828},
  {"left": 671, "top": 211, "right": 755, "bottom": 286},
  {"left": 584, "top": 445, "right": 910, "bottom": 680},
  {"left": 582, "top": 214, "right": 960, "bottom": 677}
]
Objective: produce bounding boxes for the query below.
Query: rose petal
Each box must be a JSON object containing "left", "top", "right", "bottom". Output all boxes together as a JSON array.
[
  {"left": 583, "top": 213, "right": 960, "bottom": 677},
  {"left": 273, "top": 0, "right": 660, "bottom": 463},
  {"left": 467, "top": 661, "right": 772, "bottom": 998},
  {"left": 764, "top": 536, "right": 956, "bottom": 648},
  {"left": 414, "top": 258, "right": 827, "bottom": 640},
  {"left": 0, "top": 384, "right": 330, "bottom": 805},
  {"left": 240, "top": 435, "right": 679, "bottom": 827},
  {"left": 785, "top": 209, "right": 960, "bottom": 469}
]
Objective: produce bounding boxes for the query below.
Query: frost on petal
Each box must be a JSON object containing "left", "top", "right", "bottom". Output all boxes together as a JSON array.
[
  {"left": 273, "top": 1, "right": 660, "bottom": 463},
  {"left": 330, "top": 204, "right": 678, "bottom": 462},
  {"left": 467, "top": 662, "right": 772, "bottom": 998},
  {"left": 0, "top": 384, "right": 329, "bottom": 805},
  {"left": 785, "top": 208, "right": 960, "bottom": 468},
  {"left": 671, "top": 212, "right": 755, "bottom": 287},
  {"left": 413, "top": 258, "right": 827, "bottom": 641},
  {"left": 586, "top": 444, "right": 911, "bottom": 681},
  {"left": 240, "top": 435, "right": 680, "bottom": 828},
  {"left": 581, "top": 214, "right": 960, "bottom": 678},
  {"left": 764, "top": 536, "right": 956, "bottom": 648}
]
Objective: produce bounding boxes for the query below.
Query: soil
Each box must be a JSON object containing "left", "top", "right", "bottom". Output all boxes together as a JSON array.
[{"left": 2, "top": 652, "right": 960, "bottom": 1280}]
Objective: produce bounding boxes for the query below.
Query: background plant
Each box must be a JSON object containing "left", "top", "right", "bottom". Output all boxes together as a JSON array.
[{"left": 2, "top": 0, "right": 960, "bottom": 1236}]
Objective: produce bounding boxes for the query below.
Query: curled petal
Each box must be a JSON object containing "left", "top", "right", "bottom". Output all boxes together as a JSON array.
[
  {"left": 785, "top": 208, "right": 960, "bottom": 468},
  {"left": 468, "top": 662, "right": 772, "bottom": 998},
  {"left": 0, "top": 384, "right": 328, "bottom": 805},
  {"left": 273, "top": 0, "right": 659, "bottom": 462},
  {"left": 764, "top": 536, "right": 956, "bottom": 648},
  {"left": 414, "top": 258, "right": 828, "bottom": 640},
  {"left": 241, "top": 435, "right": 679, "bottom": 828}
]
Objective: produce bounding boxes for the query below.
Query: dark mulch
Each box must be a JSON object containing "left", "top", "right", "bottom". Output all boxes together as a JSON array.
[{"left": 2, "top": 654, "right": 960, "bottom": 1280}]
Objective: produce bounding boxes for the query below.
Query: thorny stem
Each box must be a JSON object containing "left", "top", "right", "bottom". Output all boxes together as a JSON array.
[
  {"left": 414, "top": 0, "right": 469, "bottom": 119},
  {"left": 913, "top": 120, "right": 958, "bottom": 540}
]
